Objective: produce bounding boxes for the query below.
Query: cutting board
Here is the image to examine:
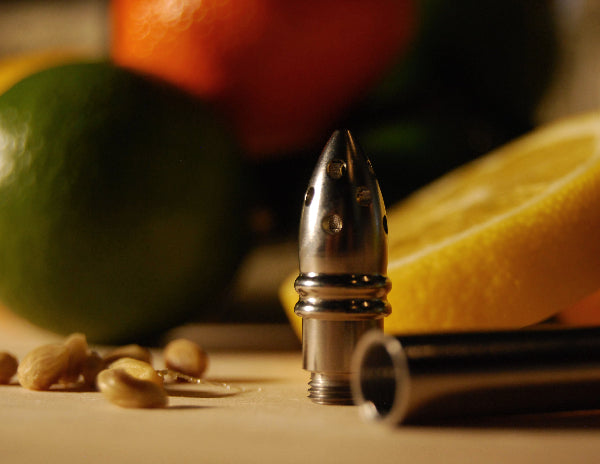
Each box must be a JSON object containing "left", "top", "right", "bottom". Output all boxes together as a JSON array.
[{"left": 2, "top": 310, "right": 600, "bottom": 463}]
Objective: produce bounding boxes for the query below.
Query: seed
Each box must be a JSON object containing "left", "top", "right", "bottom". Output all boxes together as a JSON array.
[
  {"left": 103, "top": 344, "right": 152, "bottom": 364},
  {"left": 164, "top": 339, "right": 208, "bottom": 378},
  {"left": 97, "top": 369, "right": 168, "bottom": 408},
  {"left": 0, "top": 352, "right": 18, "bottom": 384},
  {"left": 108, "top": 357, "right": 162, "bottom": 386},
  {"left": 60, "top": 333, "right": 89, "bottom": 385},
  {"left": 17, "top": 344, "right": 70, "bottom": 391}
]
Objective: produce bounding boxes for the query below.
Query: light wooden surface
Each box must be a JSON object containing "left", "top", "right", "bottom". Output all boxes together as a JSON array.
[{"left": 2, "top": 315, "right": 600, "bottom": 464}]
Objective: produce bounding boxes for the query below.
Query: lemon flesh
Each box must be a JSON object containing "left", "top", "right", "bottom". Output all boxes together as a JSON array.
[{"left": 280, "top": 113, "right": 600, "bottom": 336}]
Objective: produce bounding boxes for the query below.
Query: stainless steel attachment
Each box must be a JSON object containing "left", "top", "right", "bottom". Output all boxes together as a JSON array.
[
  {"left": 294, "top": 129, "right": 391, "bottom": 404},
  {"left": 351, "top": 326, "right": 600, "bottom": 424}
]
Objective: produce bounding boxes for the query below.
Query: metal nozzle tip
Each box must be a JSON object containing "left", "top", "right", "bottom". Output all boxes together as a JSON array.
[
  {"left": 298, "top": 129, "right": 388, "bottom": 275},
  {"left": 294, "top": 129, "right": 391, "bottom": 405}
]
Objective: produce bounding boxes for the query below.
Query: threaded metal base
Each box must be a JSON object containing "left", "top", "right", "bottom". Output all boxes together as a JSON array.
[{"left": 308, "top": 373, "right": 354, "bottom": 405}]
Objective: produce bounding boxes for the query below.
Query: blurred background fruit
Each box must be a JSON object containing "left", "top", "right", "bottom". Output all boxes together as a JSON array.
[
  {"left": 0, "top": 50, "right": 84, "bottom": 94},
  {"left": 111, "top": 0, "right": 416, "bottom": 158},
  {"left": 111, "top": 0, "right": 561, "bottom": 239},
  {"left": 1, "top": 0, "right": 600, "bottom": 342},
  {"left": 0, "top": 62, "right": 248, "bottom": 343},
  {"left": 347, "top": 0, "right": 558, "bottom": 206},
  {"left": 558, "top": 289, "right": 600, "bottom": 326},
  {"left": 244, "top": 0, "right": 560, "bottom": 239}
]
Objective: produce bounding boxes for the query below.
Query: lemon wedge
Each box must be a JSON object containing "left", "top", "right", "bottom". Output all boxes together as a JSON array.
[{"left": 280, "top": 112, "right": 600, "bottom": 336}]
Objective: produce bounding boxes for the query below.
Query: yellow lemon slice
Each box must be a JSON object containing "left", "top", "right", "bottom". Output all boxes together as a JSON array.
[{"left": 280, "top": 112, "right": 600, "bottom": 337}]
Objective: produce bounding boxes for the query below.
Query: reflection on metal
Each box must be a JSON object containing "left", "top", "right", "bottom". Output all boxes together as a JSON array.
[
  {"left": 295, "top": 129, "right": 390, "bottom": 404},
  {"left": 352, "top": 326, "right": 600, "bottom": 424}
]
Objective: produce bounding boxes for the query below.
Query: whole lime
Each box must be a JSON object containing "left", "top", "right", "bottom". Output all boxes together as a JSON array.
[{"left": 0, "top": 62, "right": 248, "bottom": 343}]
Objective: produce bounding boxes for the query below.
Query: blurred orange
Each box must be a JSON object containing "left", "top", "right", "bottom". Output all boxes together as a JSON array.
[
  {"left": 111, "top": 0, "right": 415, "bottom": 157},
  {"left": 558, "top": 289, "right": 600, "bottom": 326}
]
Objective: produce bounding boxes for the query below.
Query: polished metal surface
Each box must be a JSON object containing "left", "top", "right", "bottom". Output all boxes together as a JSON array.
[
  {"left": 295, "top": 129, "right": 391, "bottom": 404},
  {"left": 351, "top": 326, "right": 600, "bottom": 425}
]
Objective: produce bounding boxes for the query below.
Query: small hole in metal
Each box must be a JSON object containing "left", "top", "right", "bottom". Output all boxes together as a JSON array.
[
  {"left": 383, "top": 215, "right": 388, "bottom": 234},
  {"left": 356, "top": 186, "right": 372, "bottom": 206},
  {"left": 322, "top": 214, "right": 343, "bottom": 234},
  {"left": 360, "top": 343, "right": 396, "bottom": 418},
  {"left": 327, "top": 160, "right": 346, "bottom": 179},
  {"left": 305, "top": 187, "right": 315, "bottom": 206}
]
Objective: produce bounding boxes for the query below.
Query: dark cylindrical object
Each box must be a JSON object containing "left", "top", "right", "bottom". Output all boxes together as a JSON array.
[{"left": 351, "top": 327, "right": 600, "bottom": 425}]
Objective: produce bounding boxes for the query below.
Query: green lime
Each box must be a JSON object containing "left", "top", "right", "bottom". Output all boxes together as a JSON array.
[{"left": 0, "top": 62, "right": 248, "bottom": 343}]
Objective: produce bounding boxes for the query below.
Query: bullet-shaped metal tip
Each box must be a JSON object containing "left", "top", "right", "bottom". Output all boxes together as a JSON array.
[
  {"left": 298, "top": 129, "right": 388, "bottom": 275},
  {"left": 295, "top": 129, "right": 391, "bottom": 405}
]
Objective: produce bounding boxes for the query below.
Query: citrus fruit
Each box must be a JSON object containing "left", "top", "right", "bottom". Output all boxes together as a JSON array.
[
  {"left": 0, "top": 62, "right": 248, "bottom": 343},
  {"left": 557, "top": 289, "right": 600, "bottom": 326},
  {"left": 110, "top": 0, "right": 415, "bottom": 157},
  {"left": 280, "top": 113, "right": 600, "bottom": 337},
  {"left": 0, "top": 50, "right": 85, "bottom": 95}
]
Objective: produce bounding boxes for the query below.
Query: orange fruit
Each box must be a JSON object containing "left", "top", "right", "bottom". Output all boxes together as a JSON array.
[
  {"left": 280, "top": 112, "right": 600, "bottom": 337},
  {"left": 111, "top": 0, "right": 415, "bottom": 157},
  {"left": 558, "top": 289, "right": 600, "bottom": 326}
]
